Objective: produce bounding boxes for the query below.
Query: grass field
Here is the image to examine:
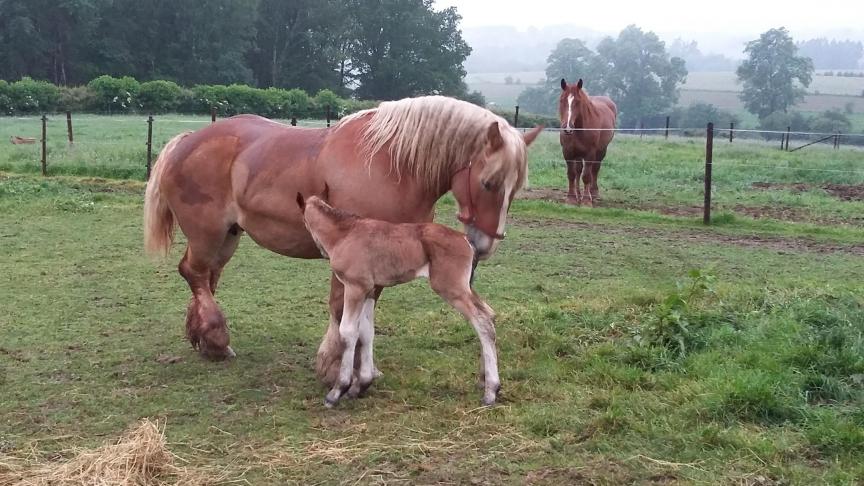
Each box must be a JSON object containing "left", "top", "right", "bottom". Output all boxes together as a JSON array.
[{"left": 2, "top": 117, "right": 864, "bottom": 483}]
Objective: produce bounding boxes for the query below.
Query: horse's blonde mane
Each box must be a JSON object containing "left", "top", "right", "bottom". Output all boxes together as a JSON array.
[{"left": 338, "top": 96, "right": 527, "bottom": 191}]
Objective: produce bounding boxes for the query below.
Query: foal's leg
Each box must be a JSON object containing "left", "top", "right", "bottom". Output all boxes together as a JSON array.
[
  {"left": 565, "top": 159, "right": 583, "bottom": 205},
  {"left": 325, "top": 285, "right": 367, "bottom": 407},
  {"left": 348, "top": 298, "right": 377, "bottom": 398},
  {"left": 430, "top": 262, "right": 500, "bottom": 406}
]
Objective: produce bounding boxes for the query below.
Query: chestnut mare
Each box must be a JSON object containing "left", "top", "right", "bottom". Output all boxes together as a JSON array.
[
  {"left": 143, "top": 96, "right": 542, "bottom": 385},
  {"left": 558, "top": 78, "right": 617, "bottom": 206},
  {"left": 297, "top": 192, "right": 500, "bottom": 407}
]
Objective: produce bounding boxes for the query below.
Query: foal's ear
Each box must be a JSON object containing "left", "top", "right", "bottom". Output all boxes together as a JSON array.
[
  {"left": 560, "top": 78, "right": 567, "bottom": 91},
  {"left": 576, "top": 78, "right": 583, "bottom": 90},
  {"left": 523, "top": 125, "right": 544, "bottom": 147},
  {"left": 296, "top": 192, "right": 305, "bottom": 211},
  {"left": 486, "top": 121, "right": 505, "bottom": 152}
]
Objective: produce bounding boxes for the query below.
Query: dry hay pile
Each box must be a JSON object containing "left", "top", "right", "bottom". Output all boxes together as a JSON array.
[{"left": 0, "top": 419, "right": 214, "bottom": 486}]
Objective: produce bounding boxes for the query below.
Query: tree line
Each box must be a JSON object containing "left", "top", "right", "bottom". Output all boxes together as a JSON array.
[{"left": 0, "top": 0, "right": 478, "bottom": 102}]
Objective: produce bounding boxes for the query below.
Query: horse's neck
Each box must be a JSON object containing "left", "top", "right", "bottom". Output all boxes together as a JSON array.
[{"left": 573, "top": 96, "right": 598, "bottom": 128}]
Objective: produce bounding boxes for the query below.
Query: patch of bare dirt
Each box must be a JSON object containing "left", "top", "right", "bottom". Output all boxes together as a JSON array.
[
  {"left": 753, "top": 181, "right": 864, "bottom": 202},
  {"left": 519, "top": 187, "right": 857, "bottom": 225},
  {"left": 512, "top": 216, "right": 864, "bottom": 256}
]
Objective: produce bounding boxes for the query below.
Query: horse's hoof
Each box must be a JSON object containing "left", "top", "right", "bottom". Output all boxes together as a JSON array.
[
  {"left": 372, "top": 367, "right": 384, "bottom": 379},
  {"left": 324, "top": 399, "right": 336, "bottom": 409},
  {"left": 199, "top": 344, "right": 236, "bottom": 361},
  {"left": 565, "top": 196, "right": 581, "bottom": 206}
]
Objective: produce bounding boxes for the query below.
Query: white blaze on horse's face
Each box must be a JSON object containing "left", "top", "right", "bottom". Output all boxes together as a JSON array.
[{"left": 565, "top": 95, "right": 575, "bottom": 130}]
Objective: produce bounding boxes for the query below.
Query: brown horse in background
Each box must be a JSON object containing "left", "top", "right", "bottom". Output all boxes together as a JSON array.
[
  {"left": 558, "top": 78, "right": 617, "bottom": 206},
  {"left": 143, "top": 96, "right": 542, "bottom": 387},
  {"left": 297, "top": 193, "right": 500, "bottom": 407}
]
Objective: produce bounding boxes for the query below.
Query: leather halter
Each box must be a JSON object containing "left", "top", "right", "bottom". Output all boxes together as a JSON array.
[{"left": 454, "top": 163, "right": 507, "bottom": 241}]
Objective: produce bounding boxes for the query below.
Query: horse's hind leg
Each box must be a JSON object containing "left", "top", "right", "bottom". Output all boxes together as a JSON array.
[
  {"left": 325, "top": 285, "right": 367, "bottom": 407},
  {"left": 209, "top": 226, "right": 242, "bottom": 294},
  {"left": 581, "top": 158, "right": 595, "bottom": 206},
  {"left": 430, "top": 259, "right": 500, "bottom": 405},
  {"left": 179, "top": 232, "right": 235, "bottom": 360},
  {"left": 591, "top": 150, "right": 606, "bottom": 202}
]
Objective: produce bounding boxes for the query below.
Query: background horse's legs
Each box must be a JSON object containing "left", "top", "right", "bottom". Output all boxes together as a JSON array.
[
  {"left": 591, "top": 149, "right": 606, "bottom": 202},
  {"left": 325, "top": 286, "right": 367, "bottom": 407},
  {"left": 581, "top": 158, "right": 594, "bottom": 206},
  {"left": 178, "top": 238, "right": 234, "bottom": 360},
  {"left": 565, "top": 159, "right": 583, "bottom": 205}
]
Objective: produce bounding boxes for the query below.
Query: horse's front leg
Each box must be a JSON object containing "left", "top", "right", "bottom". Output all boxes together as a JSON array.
[
  {"left": 325, "top": 286, "right": 366, "bottom": 408},
  {"left": 565, "top": 160, "right": 582, "bottom": 205}
]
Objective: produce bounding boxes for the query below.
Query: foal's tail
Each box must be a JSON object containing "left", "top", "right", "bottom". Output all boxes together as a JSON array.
[{"left": 144, "top": 132, "right": 189, "bottom": 257}]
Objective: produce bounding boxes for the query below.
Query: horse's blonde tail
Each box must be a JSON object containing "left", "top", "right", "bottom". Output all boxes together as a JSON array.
[{"left": 144, "top": 133, "right": 189, "bottom": 258}]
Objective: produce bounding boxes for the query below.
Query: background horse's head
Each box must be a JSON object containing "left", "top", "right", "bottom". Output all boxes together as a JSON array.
[
  {"left": 450, "top": 121, "right": 543, "bottom": 260},
  {"left": 559, "top": 78, "right": 587, "bottom": 132}
]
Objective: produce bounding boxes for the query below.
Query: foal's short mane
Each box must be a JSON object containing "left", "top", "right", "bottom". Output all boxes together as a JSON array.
[
  {"left": 310, "top": 198, "right": 358, "bottom": 223},
  {"left": 338, "top": 96, "right": 527, "bottom": 192}
]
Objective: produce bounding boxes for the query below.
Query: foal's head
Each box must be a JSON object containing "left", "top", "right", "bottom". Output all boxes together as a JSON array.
[
  {"left": 296, "top": 187, "right": 352, "bottom": 258},
  {"left": 559, "top": 78, "right": 587, "bottom": 132},
  {"left": 450, "top": 122, "right": 543, "bottom": 260}
]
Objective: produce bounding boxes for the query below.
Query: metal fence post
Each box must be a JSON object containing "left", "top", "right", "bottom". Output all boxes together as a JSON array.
[
  {"left": 146, "top": 115, "right": 154, "bottom": 180},
  {"left": 66, "top": 111, "right": 74, "bottom": 145},
  {"left": 291, "top": 116, "right": 297, "bottom": 127},
  {"left": 41, "top": 114, "right": 47, "bottom": 176},
  {"left": 665, "top": 116, "right": 670, "bottom": 139},
  {"left": 835, "top": 133, "right": 841, "bottom": 150},
  {"left": 211, "top": 107, "right": 217, "bottom": 123},
  {"left": 780, "top": 132, "right": 785, "bottom": 150},
  {"left": 703, "top": 122, "right": 714, "bottom": 225},
  {"left": 514, "top": 105, "right": 520, "bottom": 127},
  {"left": 640, "top": 121, "right": 644, "bottom": 139},
  {"left": 729, "top": 122, "right": 734, "bottom": 143},
  {"left": 785, "top": 126, "right": 791, "bottom": 151},
  {"left": 326, "top": 105, "right": 331, "bottom": 128}
]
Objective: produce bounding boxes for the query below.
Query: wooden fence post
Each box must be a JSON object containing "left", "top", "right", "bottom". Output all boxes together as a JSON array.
[
  {"left": 729, "top": 122, "right": 734, "bottom": 143},
  {"left": 514, "top": 105, "right": 520, "bottom": 127},
  {"left": 326, "top": 105, "right": 331, "bottom": 128},
  {"left": 291, "top": 116, "right": 297, "bottom": 126},
  {"left": 41, "top": 114, "right": 47, "bottom": 176},
  {"left": 703, "top": 122, "right": 714, "bottom": 225},
  {"left": 665, "top": 116, "right": 670, "bottom": 139},
  {"left": 66, "top": 111, "right": 74, "bottom": 145},
  {"left": 211, "top": 107, "right": 217, "bottom": 124},
  {"left": 146, "top": 115, "right": 154, "bottom": 180},
  {"left": 785, "top": 126, "right": 791, "bottom": 151}
]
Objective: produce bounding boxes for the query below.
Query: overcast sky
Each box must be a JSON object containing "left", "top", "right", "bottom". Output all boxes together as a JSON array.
[{"left": 434, "top": 0, "right": 862, "bottom": 39}]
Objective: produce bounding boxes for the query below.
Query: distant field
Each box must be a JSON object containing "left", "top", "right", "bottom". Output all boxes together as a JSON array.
[{"left": 678, "top": 90, "right": 864, "bottom": 115}]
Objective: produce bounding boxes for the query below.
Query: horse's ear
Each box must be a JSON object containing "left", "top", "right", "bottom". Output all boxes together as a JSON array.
[
  {"left": 577, "top": 79, "right": 583, "bottom": 90},
  {"left": 296, "top": 192, "right": 305, "bottom": 211},
  {"left": 523, "top": 125, "right": 544, "bottom": 147},
  {"left": 486, "top": 121, "right": 504, "bottom": 152},
  {"left": 560, "top": 78, "right": 567, "bottom": 91}
]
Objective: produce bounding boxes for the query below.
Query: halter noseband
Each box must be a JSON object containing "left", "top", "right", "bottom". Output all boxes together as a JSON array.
[{"left": 454, "top": 163, "right": 507, "bottom": 241}]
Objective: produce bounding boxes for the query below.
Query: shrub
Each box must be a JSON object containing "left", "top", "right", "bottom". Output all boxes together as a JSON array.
[
  {"left": 223, "top": 84, "right": 271, "bottom": 115},
  {"left": 265, "top": 88, "right": 312, "bottom": 118},
  {"left": 312, "top": 89, "right": 343, "bottom": 118},
  {"left": 809, "top": 109, "right": 852, "bottom": 134},
  {"left": 192, "top": 84, "right": 230, "bottom": 114},
  {"left": 670, "top": 103, "right": 739, "bottom": 131},
  {"left": 138, "top": 80, "right": 183, "bottom": 113},
  {"left": 0, "top": 80, "right": 12, "bottom": 114},
  {"left": 343, "top": 98, "right": 379, "bottom": 116},
  {"left": 491, "top": 109, "right": 558, "bottom": 129},
  {"left": 58, "top": 86, "right": 98, "bottom": 112},
  {"left": 8, "top": 77, "right": 60, "bottom": 114},
  {"left": 87, "top": 75, "right": 140, "bottom": 113}
]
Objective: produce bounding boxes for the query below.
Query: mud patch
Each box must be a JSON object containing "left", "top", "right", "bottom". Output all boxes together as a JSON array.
[
  {"left": 753, "top": 182, "right": 864, "bottom": 202},
  {"left": 512, "top": 216, "right": 864, "bottom": 256},
  {"left": 519, "top": 187, "right": 852, "bottom": 225}
]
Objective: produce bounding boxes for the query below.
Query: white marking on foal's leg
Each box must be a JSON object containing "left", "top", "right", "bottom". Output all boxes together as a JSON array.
[
  {"left": 325, "top": 291, "right": 364, "bottom": 408},
  {"left": 348, "top": 298, "right": 376, "bottom": 398},
  {"left": 415, "top": 264, "right": 430, "bottom": 279}
]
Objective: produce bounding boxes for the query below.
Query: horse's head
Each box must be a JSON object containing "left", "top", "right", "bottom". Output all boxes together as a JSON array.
[
  {"left": 559, "top": 78, "right": 586, "bottom": 133},
  {"left": 451, "top": 122, "right": 543, "bottom": 260}
]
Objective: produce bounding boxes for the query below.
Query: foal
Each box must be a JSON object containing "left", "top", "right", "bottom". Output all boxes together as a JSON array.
[{"left": 296, "top": 193, "right": 500, "bottom": 407}]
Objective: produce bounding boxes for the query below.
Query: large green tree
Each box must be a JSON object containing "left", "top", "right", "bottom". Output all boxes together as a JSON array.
[
  {"left": 737, "top": 27, "right": 814, "bottom": 119},
  {"left": 347, "top": 0, "right": 471, "bottom": 100},
  {"left": 593, "top": 25, "right": 687, "bottom": 127}
]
